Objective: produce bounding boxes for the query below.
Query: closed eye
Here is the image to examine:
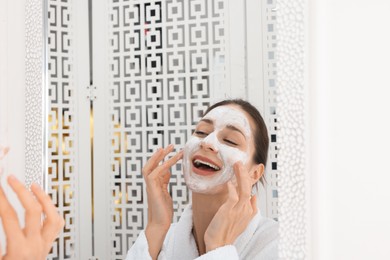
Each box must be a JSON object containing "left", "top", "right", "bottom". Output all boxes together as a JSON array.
[
  {"left": 223, "top": 139, "right": 237, "bottom": 146},
  {"left": 195, "top": 130, "right": 208, "bottom": 136}
]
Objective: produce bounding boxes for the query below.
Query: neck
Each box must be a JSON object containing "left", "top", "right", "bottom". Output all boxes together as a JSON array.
[{"left": 192, "top": 191, "right": 227, "bottom": 255}]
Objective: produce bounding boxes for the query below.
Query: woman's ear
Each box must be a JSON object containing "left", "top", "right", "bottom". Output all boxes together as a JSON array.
[{"left": 249, "top": 163, "right": 264, "bottom": 186}]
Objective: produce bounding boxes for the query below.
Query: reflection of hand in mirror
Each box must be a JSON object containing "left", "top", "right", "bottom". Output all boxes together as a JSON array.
[
  {"left": 204, "top": 162, "right": 257, "bottom": 252},
  {"left": 142, "top": 145, "right": 183, "bottom": 260},
  {"left": 0, "top": 175, "right": 65, "bottom": 259}
]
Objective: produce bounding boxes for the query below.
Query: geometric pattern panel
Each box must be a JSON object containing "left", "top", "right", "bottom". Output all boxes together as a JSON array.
[
  {"left": 108, "top": 0, "right": 227, "bottom": 258},
  {"left": 263, "top": 0, "right": 279, "bottom": 221},
  {"left": 47, "top": 0, "right": 77, "bottom": 258}
]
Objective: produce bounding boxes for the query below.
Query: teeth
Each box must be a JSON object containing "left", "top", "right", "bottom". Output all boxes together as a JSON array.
[{"left": 194, "top": 159, "right": 221, "bottom": 171}]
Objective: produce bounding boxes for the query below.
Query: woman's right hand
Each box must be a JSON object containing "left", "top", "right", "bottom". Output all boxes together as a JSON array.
[{"left": 142, "top": 144, "right": 183, "bottom": 259}]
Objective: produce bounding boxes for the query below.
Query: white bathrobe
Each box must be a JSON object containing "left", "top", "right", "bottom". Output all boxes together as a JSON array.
[{"left": 126, "top": 204, "right": 279, "bottom": 259}]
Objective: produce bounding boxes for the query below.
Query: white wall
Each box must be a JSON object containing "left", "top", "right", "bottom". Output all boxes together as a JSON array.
[
  {"left": 309, "top": 0, "right": 390, "bottom": 259},
  {"left": 0, "top": 0, "right": 27, "bottom": 253}
]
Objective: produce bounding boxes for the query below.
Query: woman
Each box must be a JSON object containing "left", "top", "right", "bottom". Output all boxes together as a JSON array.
[
  {"left": 0, "top": 99, "right": 278, "bottom": 259},
  {"left": 127, "top": 99, "right": 279, "bottom": 259}
]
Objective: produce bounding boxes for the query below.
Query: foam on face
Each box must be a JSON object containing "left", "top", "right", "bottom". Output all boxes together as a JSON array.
[{"left": 183, "top": 106, "right": 252, "bottom": 194}]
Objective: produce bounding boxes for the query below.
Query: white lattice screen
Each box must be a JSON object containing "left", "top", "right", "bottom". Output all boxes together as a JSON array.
[
  {"left": 107, "top": 1, "right": 227, "bottom": 258},
  {"left": 44, "top": 0, "right": 279, "bottom": 259},
  {"left": 262, "top": 0, "right": 279, "bottom": 220},
  {"left": 47, "top": 0, "right": 78, "bottom": 259}
]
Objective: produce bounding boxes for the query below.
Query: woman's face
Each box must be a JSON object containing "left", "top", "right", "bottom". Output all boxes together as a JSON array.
[{"left": 182, "top": 105, "right": 256, "bottom": 194}]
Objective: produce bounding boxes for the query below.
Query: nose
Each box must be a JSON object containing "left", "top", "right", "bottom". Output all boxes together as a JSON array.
[
  {"left": 200, "top": 132, "right": 219, "bottom": 152},
  {"left": 200, "top": 141, "right": 218, "bottom": 152}
]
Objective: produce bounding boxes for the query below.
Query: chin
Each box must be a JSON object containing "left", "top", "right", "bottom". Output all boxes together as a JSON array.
[{"left": 186, "top": 177, "right": 228, "bottom": 195}]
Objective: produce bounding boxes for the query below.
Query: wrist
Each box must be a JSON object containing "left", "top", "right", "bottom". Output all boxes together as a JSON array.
[
  {"left": 205, "top": 242, "right": 219, "bottom": 252},
  {"left": 145, "top": 225, "right": 170, "bottom": 260},
  {"left": 145, "top": 224, "right": 170, "bottom": 246},
  {"left": 205, "top": 239, "right": 223, "bottom": 253},
  {"left": 205, "top": 237, "right": 233, "bottom": 253},
  {"left": 146, "top": 223, "right": 170, "bottom": 234}
]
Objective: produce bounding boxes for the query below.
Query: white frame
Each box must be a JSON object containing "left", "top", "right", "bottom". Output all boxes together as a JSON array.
[
  {"left": 276, "top": 0, "right": 308, "bottom": 259},
  {"left": 24, "top": 0, "right": 45, "bottom": 188}
]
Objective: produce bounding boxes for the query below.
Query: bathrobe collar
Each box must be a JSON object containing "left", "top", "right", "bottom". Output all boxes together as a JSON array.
[{"left": 170, "top": 204, "right": 261, "bottom": 259}]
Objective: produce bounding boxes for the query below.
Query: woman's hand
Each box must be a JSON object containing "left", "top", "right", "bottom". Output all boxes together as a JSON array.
[
  {"left": 204, "top": 162, "right": 257, "bottom": 252},
  {"left": 0, "top": 175, "right": 65, "bottom": 260},
  {"left": 142, "top": 144, "right": 183, "bottom": 259}
]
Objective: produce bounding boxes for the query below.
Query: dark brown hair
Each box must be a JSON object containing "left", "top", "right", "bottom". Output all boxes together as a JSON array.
[{"left": 203, "top": 99, "right": 269, "bottom": 185}]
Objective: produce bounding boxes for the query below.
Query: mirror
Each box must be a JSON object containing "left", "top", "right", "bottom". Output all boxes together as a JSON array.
[
  {"left": 44, "top": 0, "right": 282, "bottom": 259},
  {"left": 20, "top": 0, "right": 306, "bottom": 259}
]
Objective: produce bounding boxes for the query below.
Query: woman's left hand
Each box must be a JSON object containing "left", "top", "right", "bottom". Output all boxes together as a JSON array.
[
  {"left": 204, "top": 162, "right": 257, "bottom": 252},
  {"left": 0, "top": 175, "right": 65, "bottom": 259}
]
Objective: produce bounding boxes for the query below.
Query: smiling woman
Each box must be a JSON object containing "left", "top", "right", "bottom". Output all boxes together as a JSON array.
[
  {"left": 127, "top": 99, "right": 278, "bottom": 260},
  {"left": 183, "top": 101, "right": 265, "bottom": 195}
]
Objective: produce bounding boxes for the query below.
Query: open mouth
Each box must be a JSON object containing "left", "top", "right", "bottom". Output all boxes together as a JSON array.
[{"left": 192, "top": 156, "right": 222, "bottom": 176}]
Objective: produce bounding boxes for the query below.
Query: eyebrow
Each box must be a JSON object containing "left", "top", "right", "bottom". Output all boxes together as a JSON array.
[
  {"left": 199, "top": 118, "right": 246, "bottom": 138},
  {"left": 226, "top": 124, "right": 246, "bottom": 138},
  {"left": 200, "top": 118, "right": 213, "bottom": 124}
]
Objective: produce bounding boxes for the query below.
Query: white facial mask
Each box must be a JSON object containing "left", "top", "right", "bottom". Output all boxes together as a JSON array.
[{"left": 183, "top": 106, "right": 252, "bottom": 194}]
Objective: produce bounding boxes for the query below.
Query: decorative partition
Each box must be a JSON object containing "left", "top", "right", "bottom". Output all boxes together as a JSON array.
[
  {"left": 262, "top": 0, "right": 279, "bottom": 221},
  {"left": 107, "top": 1, "right": 227, "bottom": 258},
  {"left": 38, "top": 0, "right": 289, "bottom": 259},
  {"left": 46, "top": 0, "right": 78, "bottom": 258}
]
